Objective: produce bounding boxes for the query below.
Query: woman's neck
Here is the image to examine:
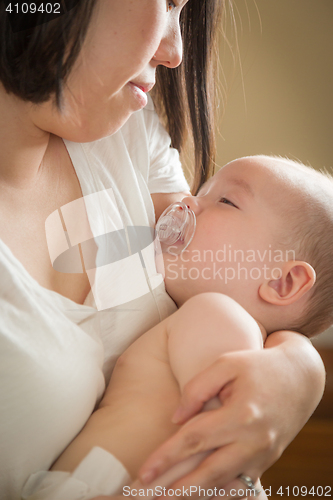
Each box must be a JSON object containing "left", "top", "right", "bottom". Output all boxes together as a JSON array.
[{"left": 0, "top": 85, "right": 51, "bottom": 189}]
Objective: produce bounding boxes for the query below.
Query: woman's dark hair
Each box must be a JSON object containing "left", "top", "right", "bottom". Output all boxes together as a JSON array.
[
  {"left": 0, "top": 0, "right": 95, "bottom": 107},
  {"left": 0, "top": 0, "right": 223, "bottom": 193},
  {"left": 153, "top": 0, "right": 223, "bottom": 194}
]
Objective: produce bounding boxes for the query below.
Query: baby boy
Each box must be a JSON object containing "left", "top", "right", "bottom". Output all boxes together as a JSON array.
[{"left": 23, "top": 155, "right": 333, "bottom": 500}]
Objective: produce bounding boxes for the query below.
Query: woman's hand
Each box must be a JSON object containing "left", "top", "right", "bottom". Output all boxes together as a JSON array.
[{"left": 138, "top": 331, "right": 325, "bottom": 498}]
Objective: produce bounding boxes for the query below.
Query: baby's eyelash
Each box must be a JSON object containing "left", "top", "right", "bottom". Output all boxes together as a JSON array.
[{"left": 219, "top": 197, "right": 238, "bottom": 208}]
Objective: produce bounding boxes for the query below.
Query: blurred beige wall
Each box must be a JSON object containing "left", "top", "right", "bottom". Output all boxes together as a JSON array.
[
  {"left": 217, "top": 0, "right": 333, "bottom": 346},
  {"left": 217, "top": 0, "right": 333, "bottom": 171}
]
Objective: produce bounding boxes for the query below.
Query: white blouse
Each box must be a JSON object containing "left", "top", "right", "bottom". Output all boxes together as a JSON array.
[{"left": 0, "top": 96, "right": 189, "bottom": 500}]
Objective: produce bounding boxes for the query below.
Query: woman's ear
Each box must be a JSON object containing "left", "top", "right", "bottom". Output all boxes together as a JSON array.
[{"left": 259, "top": 261, "right": 316, "bottom": 305}]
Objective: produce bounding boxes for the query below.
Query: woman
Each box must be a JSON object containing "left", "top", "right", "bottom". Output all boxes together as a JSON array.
[{"left": 0, "top": 1, "right": 325, "bottom": 499}]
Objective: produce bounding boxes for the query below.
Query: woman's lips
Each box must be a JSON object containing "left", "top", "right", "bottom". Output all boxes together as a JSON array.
[
  {"left": 128, "top": 82, "right": 148, "bottom": 107},
  {"left": 128, "top": 81, "right": 155, "bottom": 108},
  {"left": 130, "top": 82, "right": 155, "bottom": 93}
]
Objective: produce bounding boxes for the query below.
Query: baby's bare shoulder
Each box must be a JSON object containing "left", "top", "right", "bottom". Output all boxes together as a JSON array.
[
  {"left": 169, "top": 292, "right": 253, "bottom": 330},
  {"left": 167, "top": 292, "right": 265, "bottom": 348},
  {"left": 166, "top": 293, "right": 264, "bottom": 392}
]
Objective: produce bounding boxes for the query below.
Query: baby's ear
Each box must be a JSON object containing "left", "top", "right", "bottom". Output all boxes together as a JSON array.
[{"left": 259, "top": 261, "right": 316, "bottom": 305}]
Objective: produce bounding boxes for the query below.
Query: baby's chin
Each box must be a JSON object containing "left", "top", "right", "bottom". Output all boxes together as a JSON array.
[
  {"left": 161, "top": 250, "right": 177, "bottom": 269},
  {"left": 163, "top": 263, "right": 191, "bottom": 307}
]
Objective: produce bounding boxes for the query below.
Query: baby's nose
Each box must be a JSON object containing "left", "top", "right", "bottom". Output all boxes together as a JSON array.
[{"left": 181, "top": 196, "right": 201, "bottom": 215}]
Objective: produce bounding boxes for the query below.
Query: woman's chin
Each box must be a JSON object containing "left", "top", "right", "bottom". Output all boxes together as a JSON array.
[{"left": 56, "top": 112, "right": 133, "bottom": 143}]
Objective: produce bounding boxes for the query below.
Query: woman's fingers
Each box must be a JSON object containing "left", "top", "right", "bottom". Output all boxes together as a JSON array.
[
  {"left": 158, "top": 475, "right": 264, "bottom": 500},
  {"left": 140, "top": 372, "right": 269, "bottom": 484},
  {"left": 217, "top": 476, "right": 263, "bottom": 500},
  {"left": 138, "top": 409, "right": 265, "bottom": 491},
  {"left": 140, "top": 406, "right": 235, "bottom": 483},
  {"left": 223, "top": 478, "right": 267, "bottom": 500},
  {"left": 141, "top": 348, "right": 294, "bottom": 494},
  {"left": 156, "top": 443, "right": 260, "bottom": 500},
  {"left": 172, "top": 357, "right": 237, "bottom": 424}
]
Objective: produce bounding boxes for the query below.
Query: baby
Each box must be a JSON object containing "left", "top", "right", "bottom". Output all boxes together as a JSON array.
[{"left": 23, "top": 155, "right": 333, "bottom": 500}]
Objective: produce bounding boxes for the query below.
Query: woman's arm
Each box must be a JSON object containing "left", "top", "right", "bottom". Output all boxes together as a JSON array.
[{"left": 138, "top": 329, "right": 325, "bottom": 497}]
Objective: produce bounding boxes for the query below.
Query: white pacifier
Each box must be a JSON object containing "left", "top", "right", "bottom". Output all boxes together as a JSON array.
[{"left": 155, "top": 201, "right": 196, "bottom": 255}]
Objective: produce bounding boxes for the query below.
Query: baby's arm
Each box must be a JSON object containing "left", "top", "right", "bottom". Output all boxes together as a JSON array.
[
  {"left": 133, "top": 292, "right": 266, "bottom": 497},
  {"left": 22, "top": 293, "right": 264, "bottom": 500},
  {"left": 167, "top": 292, "right": 265, "bottom": 394}
]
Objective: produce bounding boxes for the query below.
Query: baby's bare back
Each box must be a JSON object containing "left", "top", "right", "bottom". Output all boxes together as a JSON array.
[{"left": 51, "top": 316, "right": 180, "bottom": 479}]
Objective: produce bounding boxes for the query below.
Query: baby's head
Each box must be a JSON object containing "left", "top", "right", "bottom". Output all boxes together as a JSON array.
[{"left": 163, "top": 155, "right": 333, "bottom": 337}]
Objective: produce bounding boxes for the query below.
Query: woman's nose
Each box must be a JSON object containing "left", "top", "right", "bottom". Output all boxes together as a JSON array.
[{"left": 153, "top": 19, "right": 183, "bottom": 69}]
